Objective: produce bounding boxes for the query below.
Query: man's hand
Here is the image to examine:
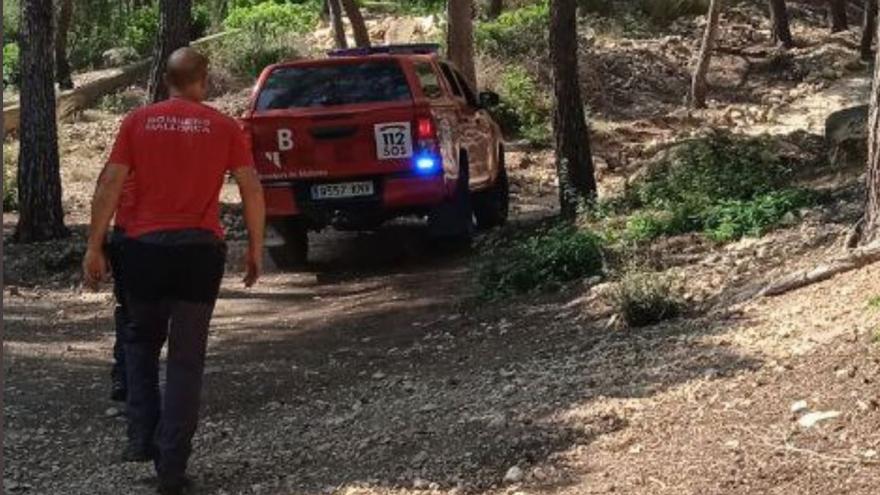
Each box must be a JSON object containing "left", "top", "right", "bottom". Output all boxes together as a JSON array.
[
  {"left": 83, "top": 246, "right": 109, "bottom": 290},
  {"left": 243, "top": 244, "right": 262, "bottom": 287},
  {"left": 232, "top": 166, "right": 265, "bottom": 288}
]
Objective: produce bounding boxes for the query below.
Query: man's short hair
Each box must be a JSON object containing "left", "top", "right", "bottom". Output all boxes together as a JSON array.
[{"left": 165, "top": 47, "right": 209, "bottom": 89}]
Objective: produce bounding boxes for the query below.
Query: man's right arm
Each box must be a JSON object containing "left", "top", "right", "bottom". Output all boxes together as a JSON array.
[{"left": 231, "top": 166, "right": 265, "bottom": 287}]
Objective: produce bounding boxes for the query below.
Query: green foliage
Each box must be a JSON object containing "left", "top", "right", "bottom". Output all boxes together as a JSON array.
[
  {"left": 611, "top": 270, "right": 682, "bottom": 327},
  {"left": 3, "top": 145, "right": 18, "bottom": 212},
  {"left": 382, "top": 0, "right": 446, "bottom": 15},
  {"left": 604, "top": 132, "right": 821, "bottom": 244},
  {"left": 3, "top": 0, "right": 20, "bottom": 41},
  {"left": 212, "top": 2, "right": 316, "bottom": 79},
  {"left": 122, "top": 7, "right": 160, "bottom": 57},
  {"left": 478, "top": 224, "right": 604, "bottom": 299},
  {"left": 223, "top": 2, "right": 318, "bottom": 33},
  {"left": 212, "top": 29, "right": 302, "bottom": 79},
  {"left": 866, "top": 295, "right": 880, "bottom": 309},
  {"left": 702, "top": 190, "right": 817, "bottom": 242},
  {"left": 626, "top": 134, "right": 791, "bottom": 212},
  {"left": 493, "top": 66, "right": 551, "bottom": 145},
  {"left": 192, "top": 2, "right": 213, "bottom": 38},
  {"left": 476, "top": 2, "right": 549, "bottom": 60},
  {"left": 3, "top": 43, "right": 21, "bottom": 87}
]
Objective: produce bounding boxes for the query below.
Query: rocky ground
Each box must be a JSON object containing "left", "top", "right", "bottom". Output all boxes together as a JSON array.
[{"left": 6, "top": 2, "right": 880, "bottom": 494}]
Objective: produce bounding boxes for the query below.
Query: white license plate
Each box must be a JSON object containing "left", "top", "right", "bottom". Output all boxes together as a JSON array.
[
  {"left": 374, "top": 122, "right": 413, "bottom": 160},
  {"left": 311, "top": 181, "right": 375, "bottom": 200}
]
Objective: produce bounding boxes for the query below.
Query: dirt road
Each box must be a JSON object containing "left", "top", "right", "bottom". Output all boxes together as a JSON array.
[{"left": 6, "top": 206, "right": 880, "bottom": 495}]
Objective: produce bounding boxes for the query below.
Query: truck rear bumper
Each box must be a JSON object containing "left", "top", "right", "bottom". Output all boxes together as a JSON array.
[{"left": 263, "top": 174, "right": 449, "bottom": 218}]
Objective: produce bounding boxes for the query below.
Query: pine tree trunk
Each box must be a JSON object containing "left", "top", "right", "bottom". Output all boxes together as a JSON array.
[
  {"left": 487, "top": 0, "right": 503, "bottom": 19},
  {"left": 690, "top": 0, "right": 722, "bottom": 109},
  {"left": 862, "top": 0, "right": 878, "bottom": 61},
  {"left": 828, "top": 0, "right": 848, "bottom": 33},
  {"left": 550, "top": 0, "right": 597, "bottom": 219},
  {"left": 341, "top": 0, "right": 371, "bottom": 48},
  {"left": 328, "top": 0, "right": 348, "bottom": 49},
  {"left": 147, "top": 0, "right": 192, "bottom": 103},
  {"left": 864, "top": 19, "right": 880, "bottom": 244},
  {"left": 769, "top": 0, "right": 794, "bottom": 48},
  {"left": 16, "top": 0, "right": 69, "bottom": 242},
  {"left": 447, "top": 0, "right": 477, "bottom": 87},
  {"left": 55, "top": 0, "right": 74, "bottom": 89}
]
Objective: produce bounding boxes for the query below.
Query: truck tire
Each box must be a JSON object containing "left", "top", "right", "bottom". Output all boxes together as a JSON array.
[
  {"left": 267, "top": 217, "right": 309, "bottom": 269},
  {"left": 428, "top": 151, "right": 474, "bottom": 243},
  {"left": 473, "top": 154, "right": 509, "bottom": 230}
]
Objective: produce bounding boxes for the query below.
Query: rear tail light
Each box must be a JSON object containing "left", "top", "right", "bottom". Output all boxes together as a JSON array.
[
  {"left": 413, "top": 115, "right": 441, "bottom": 174},
  {"left": 416, "top": 117, "right": 436, "bottom": 140}
]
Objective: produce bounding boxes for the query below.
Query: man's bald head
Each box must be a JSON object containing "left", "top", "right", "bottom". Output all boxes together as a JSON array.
[{"left": 165, "top": 47, "right": 209, "bottom": 99}]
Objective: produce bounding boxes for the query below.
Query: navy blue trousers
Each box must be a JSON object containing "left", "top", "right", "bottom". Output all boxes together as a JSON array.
[{"left": 122, "top": 238, "right": 226, "bottom": 484}]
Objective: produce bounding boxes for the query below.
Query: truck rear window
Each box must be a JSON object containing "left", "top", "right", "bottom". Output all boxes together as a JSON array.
[{"left": 256, "top": 61, "right": 412, "bottom": 110}]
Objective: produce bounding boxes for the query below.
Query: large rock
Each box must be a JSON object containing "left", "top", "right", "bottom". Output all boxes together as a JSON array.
[
  {"left": 101, "top": 47, "right": 139, "bottom": 68},
  {"left": 825, "top": 104, "right": 868, "bottom": 169}
]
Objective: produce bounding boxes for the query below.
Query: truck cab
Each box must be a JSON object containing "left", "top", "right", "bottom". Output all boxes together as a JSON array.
[{"left": 241, "top": 44, "right": 509, "bottom": 266}]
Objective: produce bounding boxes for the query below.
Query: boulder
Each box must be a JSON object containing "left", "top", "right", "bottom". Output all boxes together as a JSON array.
[
  {"left": 101, "top": 47, "right": 139, "bottom": 68},
  {"left": 825, "top": 104, "right": 868, "bottom": 169}
]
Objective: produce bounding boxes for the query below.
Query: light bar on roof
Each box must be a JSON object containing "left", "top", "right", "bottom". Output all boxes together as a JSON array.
[{"left": 328, "top": 44, "right": 441, "bottom": 57}]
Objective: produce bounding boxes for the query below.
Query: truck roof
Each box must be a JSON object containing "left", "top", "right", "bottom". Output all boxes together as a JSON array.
[{"left": 264, "top": 44, "right": 442, "bottom": 72}]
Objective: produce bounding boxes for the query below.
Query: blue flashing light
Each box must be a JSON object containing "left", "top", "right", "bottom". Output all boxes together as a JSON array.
[{"left": 414, "top": 152, "right": 439, "bottom": 174}]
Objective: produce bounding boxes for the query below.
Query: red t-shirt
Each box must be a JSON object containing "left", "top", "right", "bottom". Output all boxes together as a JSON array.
[
  {"left": 114, "top": 175, "right": 135, "bottom": 231},
  {"left": 108, "top": 98, "right": 254, "bottom": 238}
]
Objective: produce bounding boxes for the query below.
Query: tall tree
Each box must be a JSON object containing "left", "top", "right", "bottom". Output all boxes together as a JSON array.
[
  {"left": 549, "top": 0, "right": 597, "bottom": 219},
  {"left": 447, "top": 0, "right": 477, "bottom": 87},
  {"left": 55, "top": 0, "right": 74, "bottom": 90},
  {"left": 341, "top": 0, "right": 370, "bottom": 48},
  {"left": 690, "top": 0, "right": 722, "bottom": 108},
  {"left": 328, "top": 0, "right": 348, "bottom": 49},
  {"left": 16, "top": 0, "right": 69, "bottom": 242},
  {"left": 864, "top": 17, "right": 880, "bottom": 244},
  {"left": 862, "top": 0, "right": 878, "bottom": 61},
  {"left": 147, "top": 0, "right": 192, "bottom": 103},
  {"left": 769, "top": 0, "right": 794, "bottom": 48},
  {"left": 828, "top": 0, "right": 848, "bottom": 33},
  {"left": 487, "top": 0, "right": 503, "bottom": 19}
]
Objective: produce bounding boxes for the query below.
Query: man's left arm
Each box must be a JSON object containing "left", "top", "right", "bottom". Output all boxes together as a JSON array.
[{"left": 83, "top": 163, "right": 129, "bottom": 289}]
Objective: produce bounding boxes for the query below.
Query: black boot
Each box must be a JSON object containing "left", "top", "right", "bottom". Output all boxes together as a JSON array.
[
  {"left": 157, "top": 476, "right": 194, "bottom": 495},
  {"left": 110, "top": 374, "right": 127, "bottom": 402},
  {"left": 121, "top": 442, "right": 157, "bottom": 463}
]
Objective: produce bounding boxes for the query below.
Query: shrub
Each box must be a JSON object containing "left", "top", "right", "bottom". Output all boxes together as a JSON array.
[
  {"left": 493, "top": 66, "right": 552, "bottom": 145},
  {"left": 212, "top": 28, "right": 303, "bottom": 79},
  {"left": 627, "top": 133, "right": 791, "bottom": 211},
  {"left": 223, "top": 2, "right": 318, "bottom": 34},
  {"left": 192, "top": 2, "right": 212, "bottom": 39},
  {"left": 3, "top": 0, "right": 19, "bottom": 41},
  {"left": 702, "top": 189, "right": 818, "bottom": 242},
  {"left": 607, "top": 132, "right": 821, "bottom": 244},
  {"left": 122, "top": 7, "right": 160, "bottom": 57},
  {"left": 611, "top": 270, "right": 681, "bottom": 327},
  {"left": 4, "top": 145, "right": 18, "bottom": 212},
  {"left": 478, "top": 224, "right": 604, "bottom": 299},
  {"left": 476, "top": 2, "right": 549, "bottom": 60},
  {"left": 3, "top": 43, "right": 21, "bottom": 87}
]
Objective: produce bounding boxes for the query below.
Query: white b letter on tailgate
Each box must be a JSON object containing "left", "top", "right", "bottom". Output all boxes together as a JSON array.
[{"left": 277, "top": 129, "right": 294, "bottom": 151}]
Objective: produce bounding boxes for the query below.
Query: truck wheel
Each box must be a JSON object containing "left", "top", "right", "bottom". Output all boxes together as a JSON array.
[
  {"left": 473, "top": 157, "right": 509, "bottom": 230},
  {"left": 267, "top": 217, "right": 309, "bottom": 269},
  {"left": 428, "top": 151, "right": 474, "bottom": 243}
]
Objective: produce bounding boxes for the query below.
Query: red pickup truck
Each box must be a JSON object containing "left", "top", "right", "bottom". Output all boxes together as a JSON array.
[{"left": 241, "top": 44, "right": 509, "bottom": 267}]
